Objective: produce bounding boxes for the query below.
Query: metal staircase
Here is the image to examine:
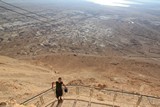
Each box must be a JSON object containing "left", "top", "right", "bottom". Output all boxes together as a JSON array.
[{"left": 21, "top": 85, "right": 160, "bottom": 107}]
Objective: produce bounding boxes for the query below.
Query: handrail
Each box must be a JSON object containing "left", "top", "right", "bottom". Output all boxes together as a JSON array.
[
  {"left": 21, "top": 88, "right": 53, "bottom": 105},
  {"left": 67, "top": 85, "right": 160, "bottom": 99},
  {"left": 20, "top": 85, "right": 160, "bottom": 106}
]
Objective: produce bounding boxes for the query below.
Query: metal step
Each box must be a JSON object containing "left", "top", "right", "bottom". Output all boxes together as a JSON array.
[
  {"left": 52, "top": 100, "right": 63, "bottom": 107},
  {"left": 91, "top": 103, "right": 109, "bottom": 107},
  {"left": 75, "top": 101, "right": 88, "bottom": 107},
  {"left": 50, "top": 99, "right": 77, "bottom": 107},
  {"left": 61, "top": 99, "right": 74, "bottom": 107}
]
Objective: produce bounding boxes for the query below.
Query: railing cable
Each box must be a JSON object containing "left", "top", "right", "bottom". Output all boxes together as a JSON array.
[{"left": 0, "top": 0, "right": 49, "bottom": 20}]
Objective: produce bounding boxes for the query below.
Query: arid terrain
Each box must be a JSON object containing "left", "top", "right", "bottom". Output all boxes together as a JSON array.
[
  {"left": 0, "top": 0, "right": 160, "bottom": 104},
  {"left": 0, "top": 54, "right": 160, "bottom": 103}
]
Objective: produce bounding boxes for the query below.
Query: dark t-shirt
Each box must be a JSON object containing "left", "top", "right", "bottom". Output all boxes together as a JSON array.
[{"left": 56, "top": 81, "right": 63, "bottom": 90}]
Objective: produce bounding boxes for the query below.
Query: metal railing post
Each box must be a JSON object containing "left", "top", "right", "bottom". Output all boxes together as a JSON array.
[
  {"left": 135, "top": 95, "right": 142, "bottom": 107},
  {"left": 73, "top": 86, "right": 79, "bottom": 106},
  {"left": 50, "top": 101, "right": 55, "bottom": 107},
  {"left": 76, "top": 86, "right": 79, "bottom": 98},
  {"left": 35, "top": 101, "right": 40, "bottom": 107},
  {"left": 40, "top": 96, "right": 44, "bottom": 105},
  {"left": 88, "top": 88, "right": 93, "bottom": 107},
  {"left": 112, "top": 92, "right": 117, "bottom": 107}
]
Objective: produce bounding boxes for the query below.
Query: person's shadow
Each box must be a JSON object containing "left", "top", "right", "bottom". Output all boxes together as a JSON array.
[{"left": 56, "top": 99, "right": 63, "bottom": 107}]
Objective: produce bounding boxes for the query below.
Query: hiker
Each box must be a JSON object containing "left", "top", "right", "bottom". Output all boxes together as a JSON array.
[{"left": 52, "top": 77, "right": 67, "bottom": 100}]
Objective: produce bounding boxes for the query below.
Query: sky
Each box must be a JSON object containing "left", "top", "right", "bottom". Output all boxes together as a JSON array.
[
  {"left": 4, "top": 0, "right": 160, "bottom": 7},
  {"left": 86, "top": 0, "right": 160, "bottom": 7},
  {"left": 86, "top": 0, "right": 137, "bottom": 7}
]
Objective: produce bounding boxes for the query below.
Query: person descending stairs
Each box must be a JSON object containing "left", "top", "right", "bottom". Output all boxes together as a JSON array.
[{"left": 20, "top": 78, "right": 160, "bottom": 107}]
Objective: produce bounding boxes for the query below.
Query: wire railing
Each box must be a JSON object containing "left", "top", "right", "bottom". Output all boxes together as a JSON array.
[{"left": 21, "top": 85, "right": 160, "bottom": 107}]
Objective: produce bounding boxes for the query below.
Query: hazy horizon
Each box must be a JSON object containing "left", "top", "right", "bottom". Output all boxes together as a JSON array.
[{"left": 4, "top": 0, "right": 160, "bottom": 7}]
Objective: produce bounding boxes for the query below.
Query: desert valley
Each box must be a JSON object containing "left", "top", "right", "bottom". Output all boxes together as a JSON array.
[{"left": 0, "top": 0, "right": 160, "bottom": 106}]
